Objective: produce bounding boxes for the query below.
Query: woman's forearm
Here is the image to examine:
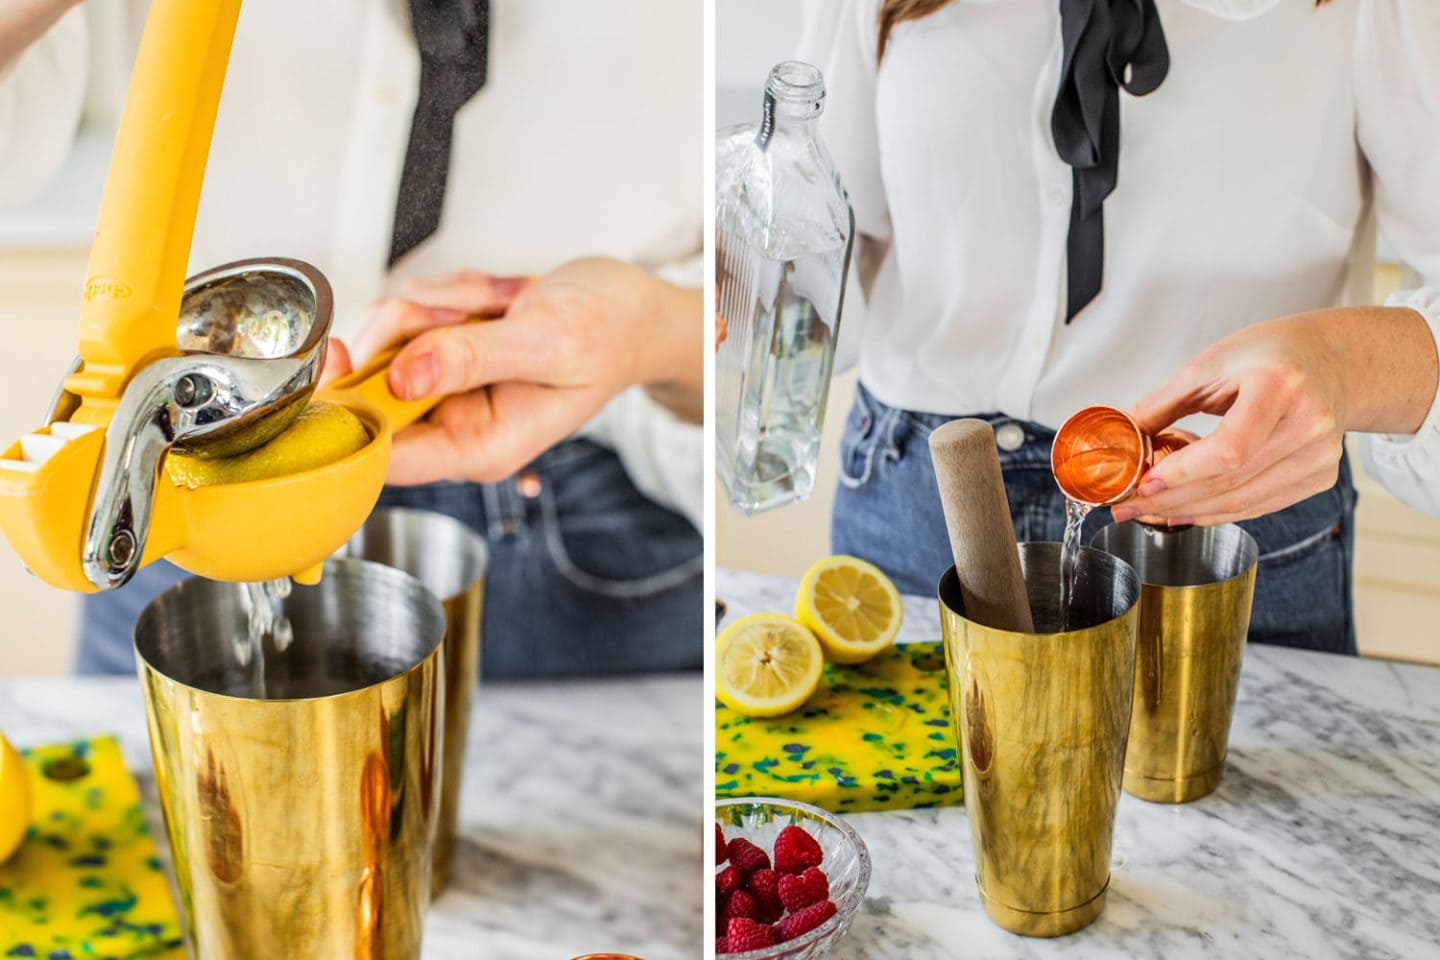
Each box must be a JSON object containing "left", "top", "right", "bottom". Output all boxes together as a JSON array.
[
  {"left": 643, "top": 282, "right": 704, "bottom": 424},
  {"left": 1316, "top": 306, "right": 1440, "bottom": 435},
  {"left": 0, "top": 0, "right": 82, "bottom": 72}
]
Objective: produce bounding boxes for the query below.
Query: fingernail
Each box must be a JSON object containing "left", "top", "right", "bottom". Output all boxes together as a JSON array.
[
  {"left": 1138, "top": 477, "right": 1167, "bottom": 497},
  {"left": 398, "top": 352, "right": 438, "bottom": 399},
  {"left": 1112, "top": 507, "right": 1137, "bottom": 523},
  {"left": 492, "top": 276, "right": 529, "bottom": 298}
]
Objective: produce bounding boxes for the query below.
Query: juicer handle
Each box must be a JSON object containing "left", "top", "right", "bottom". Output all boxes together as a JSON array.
[
  {"left": 318, "top": 349, "right": 444, "bottom": 436},
  {"left": 70, "top": 0, "right": 243, "bottom": 404}
]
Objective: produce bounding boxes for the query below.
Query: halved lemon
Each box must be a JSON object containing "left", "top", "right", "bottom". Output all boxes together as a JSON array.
[
  {"left": 0, "top": 733, "right": 31, "bottom": 865},
  {"left": 716, "top": 613, "right": 824, "bottom": 717},
  {"left": 795, "top": 555, "right": 904, "bottom": 664},
  {"left": 165, "top": 400, "right": 369, "bottom": 488}
]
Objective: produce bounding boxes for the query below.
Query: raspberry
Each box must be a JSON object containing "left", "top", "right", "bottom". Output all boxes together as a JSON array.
[
  {"left": 716, "top": 864, "right": 742, "bottom": 898},
  {"left": 773, "top": 824, "right": 824, "bottom": 874},
  {"left": 716, "top": 936, "right": 729, "bottom": 955},
  {"left": 746, "top": 868, "right": 784, "bottom": 921},
  {"left": 725, "top": 889, "right": 761, "bottom": 923},
  {"left": 727, "top": 836, "right": 771, "bottom": 875},
  {"left": 716, "top": 823, "right": 727, "bottom": 865},
  {"left": 774, "top": 899, "right": 838, "bottom": 942},
  {"left": 778, "top": 866, "right": 829, "bottom": 912},
  {"left": 727, "top": 917, "right": 778, "bottom": 952}
]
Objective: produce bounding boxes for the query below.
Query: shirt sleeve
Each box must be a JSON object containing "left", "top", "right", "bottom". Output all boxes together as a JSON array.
[
  {"left": 1350, "top": 0, "right": 1440, "bottom": 515},
  {"left": 798, "top": 0, "right": 890, "bottom": 247},
  {"left": 798, "top": 0, "right": 888, "bottom": 374},
  {"left": 0, "top": 6, "right": 87, "bottom": 208}
]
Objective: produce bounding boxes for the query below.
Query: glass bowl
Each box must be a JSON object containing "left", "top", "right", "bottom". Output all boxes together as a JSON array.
[{"left": 716, "top": 797, "right": 871, "bottom": 959}]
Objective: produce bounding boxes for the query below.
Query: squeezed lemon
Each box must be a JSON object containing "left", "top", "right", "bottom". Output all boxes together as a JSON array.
[
  {"left": 795, "top": 555, "right": 903, "bottom": 664},
  {"left": 166, "top": 400, "right": 369, "bottom": 488}
]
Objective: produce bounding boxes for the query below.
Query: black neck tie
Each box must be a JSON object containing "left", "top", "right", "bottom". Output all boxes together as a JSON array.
[
  {"left": 1051, "top": 0, "right": 1168, "bottom": 322},
  {"left": 389, "top": 0, "right": 491, "bottom": 266}
]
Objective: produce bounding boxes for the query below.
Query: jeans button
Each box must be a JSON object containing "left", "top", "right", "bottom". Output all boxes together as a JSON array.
[
  {"left": 995, "top": 423, "right": 1025, "bottom": 452},
  {"left": 517, "top": 471, "right": 543, "bottom": 498}
]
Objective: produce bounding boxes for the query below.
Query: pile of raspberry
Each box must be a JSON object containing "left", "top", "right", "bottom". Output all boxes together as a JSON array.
[{"left": 716, "top": 821, "right": 838, "bottom": 954}]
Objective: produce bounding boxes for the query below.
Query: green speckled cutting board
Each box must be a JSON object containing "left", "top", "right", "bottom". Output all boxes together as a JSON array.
[{"left": 716, "top": 641, "right": 964, "bottom": 813}]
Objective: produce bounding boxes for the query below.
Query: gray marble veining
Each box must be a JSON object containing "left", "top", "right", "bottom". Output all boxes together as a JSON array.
[
  {"left": 0, "top": 673, "right": 702, "bottom": 960},
  {"left": 719, "top": 568, "right": 1440, "bottom": 960}
]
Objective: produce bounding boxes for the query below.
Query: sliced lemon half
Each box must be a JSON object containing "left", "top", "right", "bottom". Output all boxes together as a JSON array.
[
  {"left": 0, "top": 733, "right": 31, "bottom": 865},
  {"left": 716, "top": 613, "right": 824, "bottom": 718},
  {"left": 795, "top": 555, "right": 904, "bottom": 664}
]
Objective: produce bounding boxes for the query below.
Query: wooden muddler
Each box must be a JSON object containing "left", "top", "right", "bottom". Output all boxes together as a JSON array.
[{"left": 929, "top": 419, "right": 1035, "bottom": 633}]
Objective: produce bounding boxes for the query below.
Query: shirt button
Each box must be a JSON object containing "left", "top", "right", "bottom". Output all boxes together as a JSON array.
[
  {"left": 1046, "top": 187, "right": 1067, "bottom": 207},
  {"left": 517, "top": 471, "right": 543, "bottom": 498},
  {"left": 995, "top": 423, "right": 1025, "bottom": 452}
]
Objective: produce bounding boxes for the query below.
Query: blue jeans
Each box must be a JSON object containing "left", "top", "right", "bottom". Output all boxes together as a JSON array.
[
  {"left": 832, "top": 384, "right": 1358, "bottom": 655},
  {"left": 74, "top": 439, "right": 703, "bottom": 679}
]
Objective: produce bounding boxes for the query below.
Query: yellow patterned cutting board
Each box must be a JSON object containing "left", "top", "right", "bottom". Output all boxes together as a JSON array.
[
  {"left": 716, "top": 641, "right": 965, "bottom": 813},
  {"left": 0, "top": 737, "right": 183, "bottom": 959}
]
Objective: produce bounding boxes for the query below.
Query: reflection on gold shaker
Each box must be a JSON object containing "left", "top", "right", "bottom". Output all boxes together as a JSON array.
[
  {"left": 135, "top": 560, "right": 445, "bottom": 958},
  {"left": 343, "top": 507, "right": 488, "bottom": 899},
  {"left": 938, "top": 544, "right": 1139, "bottom": 938}
]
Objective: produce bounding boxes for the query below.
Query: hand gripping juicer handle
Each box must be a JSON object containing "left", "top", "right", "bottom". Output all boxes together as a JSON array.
[{"left": 0, "top": 0, "right": 451, "bottom": 592}]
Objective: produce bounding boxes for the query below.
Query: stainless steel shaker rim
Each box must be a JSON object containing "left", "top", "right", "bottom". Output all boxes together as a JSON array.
[
  {"left": 134, "top": 557, "right": 446, "bottom": 703},
  {"left": 1089, "top": 521, "right": 1259, "bottom": 589},
  {"left": 342, "top": 506, "right": 488, "bottom": 601},
  {"left": 937, "top": 541, "right": 1142, "bottom": 637}
]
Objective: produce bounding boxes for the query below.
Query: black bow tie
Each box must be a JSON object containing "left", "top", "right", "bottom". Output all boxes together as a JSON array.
[
  {"left": 1051, "top": 0, "right": 1169, "bottom": 322},
  {"left": 389, "top": 0, "right": 491, "bottom": 266}
]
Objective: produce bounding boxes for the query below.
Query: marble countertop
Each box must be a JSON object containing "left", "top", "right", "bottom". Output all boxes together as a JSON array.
[
  {"left": 0, "top": 673, "right": 702, "bottom": 960},
  {"left": 719, "top": 568, "right": 1440, "bottom": 960}
]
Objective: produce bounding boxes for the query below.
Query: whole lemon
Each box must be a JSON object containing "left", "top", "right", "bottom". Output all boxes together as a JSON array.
[
  {"left": 166, "top": 400, "right": 369, "bottom": 488},
  {"left": 0, "top": 733, "right": 31, "bottom": 865}
]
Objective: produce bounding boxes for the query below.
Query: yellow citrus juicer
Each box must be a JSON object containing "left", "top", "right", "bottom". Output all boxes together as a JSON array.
[{"left": 0, "top": 0, "right": 443, "bottom": 593}]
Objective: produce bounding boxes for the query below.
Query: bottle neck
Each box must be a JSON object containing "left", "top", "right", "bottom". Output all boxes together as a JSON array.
[{"left": 756, "top": 62, "right": 825, "bottom": 149}]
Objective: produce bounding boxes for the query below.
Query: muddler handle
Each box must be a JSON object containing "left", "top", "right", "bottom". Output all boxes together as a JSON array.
[{"left": 929, "top": 419, "right": 1035, "bottom": 633}]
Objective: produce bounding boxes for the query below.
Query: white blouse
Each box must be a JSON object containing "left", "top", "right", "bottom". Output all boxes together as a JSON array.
[
  {"left": 799, "top": 0, "right": 1440, "bottom": 516},
  {"left": 0, "top": 0, "right": 703, "bottom": 528}
]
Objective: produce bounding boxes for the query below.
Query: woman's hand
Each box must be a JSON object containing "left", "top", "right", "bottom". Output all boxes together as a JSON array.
[
  {"left": 327, "top": 258, "right": 702, "bottom": 486},
  {"left": 1114, "top": 307, "right": 1438, "bottom": 527}
]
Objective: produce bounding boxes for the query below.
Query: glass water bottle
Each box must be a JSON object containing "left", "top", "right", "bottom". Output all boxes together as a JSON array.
[{"left": 715, "top": 61, "right": 854, "bottom": 515}]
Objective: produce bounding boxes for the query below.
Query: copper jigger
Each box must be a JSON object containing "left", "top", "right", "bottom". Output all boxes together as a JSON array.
[
  {"left": 134, "top": 559, "right": 445, "bottom": 958},
  {"left": 1091, "top": 522, "right": 1258, "bottom": 803},
  {"left": 1052, "top": 405, "right": 1194, "bottom": 508},
  {"left": 938, "top": 542, "right": 1140, "bottom": 937},
  {"left": 346, "top": 507, "right": 487, "bottom": 898}
]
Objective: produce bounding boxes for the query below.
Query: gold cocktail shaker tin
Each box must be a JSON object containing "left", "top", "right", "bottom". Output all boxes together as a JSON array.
[
  {"left": 938, "top": 542, "right": 1140, "bottom": 937},
  {"left": 134, "top": 558, "right": 446, "bottom": 958},
  {"left": 1091, "top": 521, "right": 1258, "bottom": 803}
]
